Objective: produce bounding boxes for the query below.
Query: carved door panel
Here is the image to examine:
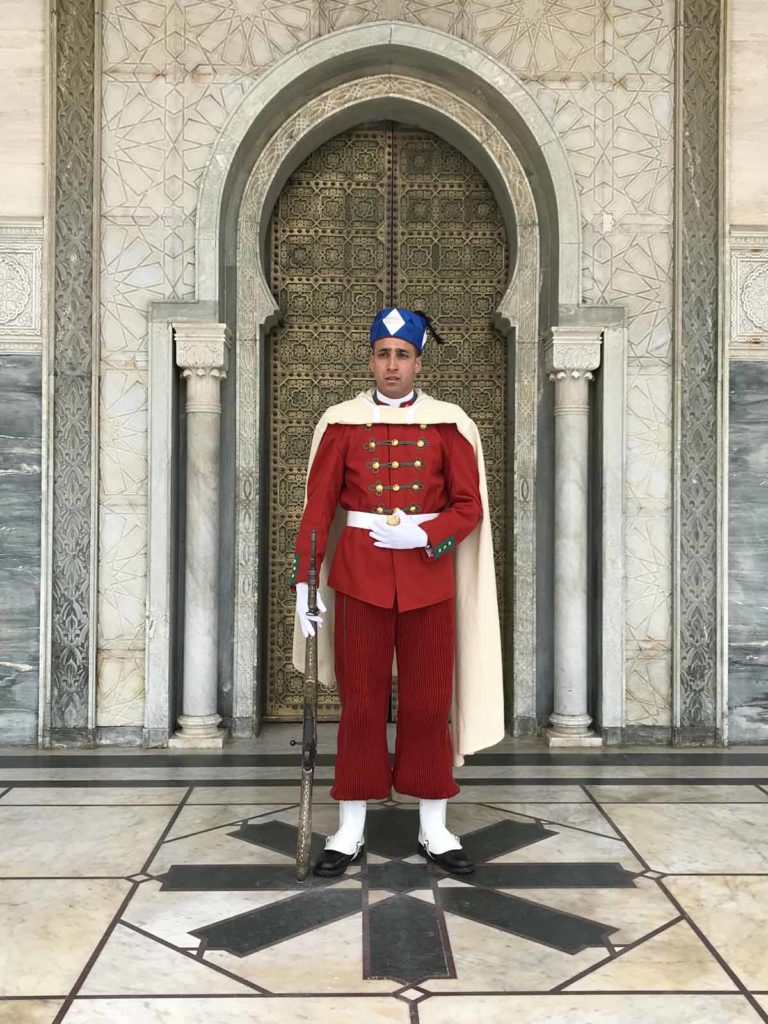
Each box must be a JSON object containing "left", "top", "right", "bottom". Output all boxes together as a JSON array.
[{"left": 265, "top": 125, "right": 508, "bottom": 720}]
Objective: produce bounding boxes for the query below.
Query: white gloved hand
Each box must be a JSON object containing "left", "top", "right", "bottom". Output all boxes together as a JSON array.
[
  {"left": 369, "top": 509, "right": 429, "bottom": 551},
  {"left": 295, "top": 582, "right": 327, "bottom": 638}
]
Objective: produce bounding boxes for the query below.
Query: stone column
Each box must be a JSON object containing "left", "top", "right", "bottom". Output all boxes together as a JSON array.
[
  {"left": 545, "top": 326, "right": 603, "bottom": 747},
  {"left": 170, "top": 322, "right": 231, "bottom": 748}
]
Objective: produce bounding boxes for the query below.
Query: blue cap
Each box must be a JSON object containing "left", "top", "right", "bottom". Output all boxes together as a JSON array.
[{"left": 370, "top": 307, "right": 429, "bottom": 354}]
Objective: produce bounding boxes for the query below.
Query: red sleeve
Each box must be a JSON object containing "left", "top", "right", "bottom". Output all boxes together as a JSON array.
[
  {"left": 290, "top": 425, "right": 346, "bottom": 587},
  {"left": 421, "top": 424, "right": 483, "bottom": 561}
]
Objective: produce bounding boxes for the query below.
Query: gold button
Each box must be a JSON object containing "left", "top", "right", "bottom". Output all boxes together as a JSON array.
[
  {"left": 375, "top": 483, "right": 384, "bottom": 494},
  {"left": 420, "top": 423, "right": 427, "bottom": 429},
  {"left": 414, "top": 459, "right": 423, "bottom": 469},
  {"left": 372, "top": 460, "right": 380, "bottom": 470},
  {"left": 416, "top": 439, "right": 425, "bottom": 448},
  {"left": 391, "top": 460, "right": 399, "bottom": 469},
  {"left": 391, "top": 438, "right": 399, "bottom": 447},
  {"left": 368, "top": 440, "right": 376, "bottom": 450},
  {"left": 376, "top": 505, "right": 384, "bottom": 513},
  {"left": 412, "top": 483, "right": 420, "bottom": 490},
  {"left": 365, "top": 423, "right": 372, "bottom": 428},
  {"left": 409, "top": 505, "right": 417, "bottom": 512},
  {"left": 392, "top": 484, "right": 400, "bottom": 492}
]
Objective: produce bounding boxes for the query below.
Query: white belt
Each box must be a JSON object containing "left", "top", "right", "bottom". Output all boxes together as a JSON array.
[{"left": 346, "top": 510, "right": 439, "bottom": 529}]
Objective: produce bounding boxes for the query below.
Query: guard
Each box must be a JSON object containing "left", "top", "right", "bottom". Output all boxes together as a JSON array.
[{"left": 291, "top": 307, "right": 504, "bottom": 877}]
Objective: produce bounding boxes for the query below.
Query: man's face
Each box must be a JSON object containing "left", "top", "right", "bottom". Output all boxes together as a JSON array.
[{"left": 369, "top": 337, "right": 422, "bottom": 399}]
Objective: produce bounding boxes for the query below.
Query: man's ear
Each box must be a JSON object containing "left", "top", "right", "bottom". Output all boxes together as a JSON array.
[
  {"left": 368, "top": 350, "right": 375, "bottom": 373},
  {"left": 414, "top": 355, "right": 423, "bottom": 375}
]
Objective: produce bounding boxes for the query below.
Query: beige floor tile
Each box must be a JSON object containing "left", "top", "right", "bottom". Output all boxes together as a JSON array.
[
  {"left": 441, "top": 802, "right": 531, "bottom": 835},
  {"left": 204, "top": 912, "right": 395, "bottom": 994},
  {"left": 566, "top": 920, "right": 735, "bottom": 991},
  {"left": 123, "top": 880, "right": 296, "bottom": 949},
  {"left": 61, "top": 996, "right": 410, "bottom": 1022},
  {"left": 483, "top": 802, "right": 620, "bottom": 837},
  {"left": 165, "top": 803, "right": 293, "bottom": 841},
  {"left": 0, "top": 767, "right": 332, "bottom": 782},
  {"left": 147, "top": 822, "right": 293, "bottom": 875},
  {"left": 589, "top": 785, "right": 768, "bottom": 802},
  {"left": 421, "top": 910, "right": 606, "bottom": 992},
  {"left": 0, "top": 1001, "right": 63, "bottom": 1024},
  {"left": 1, "top": 787, "right": 189, "bottom": 805},
  {"left": 452, "top": 785, "right": 589, "bottom": 803},
  {"left": 0, "top": 879, "right": 130, "bottom": 996},
  {"left": 494, "top": 823, "right": 643, "bottom": 871},
  {"left": 0, "top": 805, "right": 176, "bottom": 876},
  {"left": 603, "top": 804, "right": 768, "bottom": 872},
  {"left": 665, "top": 875, "right": 768, "bottom": 989},
  {"left": 80, "top": 923, "right": 255, "bottom": 995},
  {"left": 638, "top": 767, "right": 768, "bottom": 780},
  {"left": 188, "top": 786, "right": 330, "bottom": 804},
  {"left": 418, "top": 994, "right": 765, "bottom": 1023},
  {"left": 454, "top": 766, "right": 651, "bottom": 779},
  {"left": 489, "top": 876, "right": 677, "bottom": 945}
]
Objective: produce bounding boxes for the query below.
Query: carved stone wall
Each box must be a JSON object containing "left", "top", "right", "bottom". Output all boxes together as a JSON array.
[
  {"left": 94, "top": 1, "right": 681, "bottom": 735},
  {"left": 674, "top": 0, "right": 722, "bottom": 741},
  {"left": 50, "top": 0, "right": 97, "bottom": 741}
]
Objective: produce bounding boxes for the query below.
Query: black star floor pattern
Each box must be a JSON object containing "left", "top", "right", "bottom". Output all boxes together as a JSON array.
[{"left": 2, "top": 746, "right": 768, "bottom": 1023}]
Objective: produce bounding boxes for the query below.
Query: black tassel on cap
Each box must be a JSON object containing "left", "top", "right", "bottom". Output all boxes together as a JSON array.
[{"left": 412, "top": 309, "right": 445, "bottom": 345}]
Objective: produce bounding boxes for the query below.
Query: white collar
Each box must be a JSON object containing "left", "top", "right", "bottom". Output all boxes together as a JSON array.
[{"left": 375, "top": 389, "right": 415, "bottom": 407}]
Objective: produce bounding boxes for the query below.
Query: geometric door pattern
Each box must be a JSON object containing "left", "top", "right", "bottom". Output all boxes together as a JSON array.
[{"left": 266, "top": 124, "right": 509, "bottom": 719}]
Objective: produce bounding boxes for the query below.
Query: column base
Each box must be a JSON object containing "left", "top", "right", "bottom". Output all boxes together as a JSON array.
[
  {"left": 545, "top": 730, "right": 603, "bottom": 748},
  {"left": 169, "top": 713, "right": 228, "bottom": 749}
]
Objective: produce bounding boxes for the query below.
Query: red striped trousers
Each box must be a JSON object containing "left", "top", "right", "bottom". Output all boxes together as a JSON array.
[{"left": 330, "top": 593, "right": 460, "bottom": 800}]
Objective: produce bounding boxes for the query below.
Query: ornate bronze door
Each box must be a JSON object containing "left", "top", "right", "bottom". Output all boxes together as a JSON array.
[{"left": 265, "top": 124, "right": 509, "bottom": 720}]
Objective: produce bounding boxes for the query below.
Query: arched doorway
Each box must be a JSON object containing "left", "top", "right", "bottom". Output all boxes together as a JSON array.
[{"left": 263, "top": 123, "right": 510, "bottom": 719}]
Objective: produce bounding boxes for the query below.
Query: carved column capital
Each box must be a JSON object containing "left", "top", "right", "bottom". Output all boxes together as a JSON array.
[
  {"left": 544, "top": 325, "right": 603, "bottom": 382},
  {"left": 174, "top": 321, "right": 231, "bottom": 371},
  {"left": 174, "top": 322, "right": 231, "bottom": 414}
]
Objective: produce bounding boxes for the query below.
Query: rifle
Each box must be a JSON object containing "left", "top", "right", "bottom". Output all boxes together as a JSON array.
[{"left": 295, "top": 528, "right": 319, "bottom": 881}]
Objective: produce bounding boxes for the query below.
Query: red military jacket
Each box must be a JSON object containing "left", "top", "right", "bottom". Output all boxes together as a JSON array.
[{"left": 291, "top": 405, "right": 483, "bottom": 611}]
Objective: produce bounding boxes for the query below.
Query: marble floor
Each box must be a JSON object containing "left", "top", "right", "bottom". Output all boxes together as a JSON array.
[{"left": 2, "top": 736, "right": 768, "bottom": 1023}]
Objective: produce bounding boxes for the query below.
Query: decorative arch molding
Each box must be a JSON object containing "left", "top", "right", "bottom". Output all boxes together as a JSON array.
[
  {"left": 195, "top": 22, "right": 581, "bottom": 312},
  {"left": 145, "top": 24, "right": 626, "bottom": 748},
  {"left": 231, "top": 74, "right": 540, "bottom": 730}
]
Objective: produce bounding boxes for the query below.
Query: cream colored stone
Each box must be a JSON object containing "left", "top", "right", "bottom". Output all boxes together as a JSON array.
[
  {"left": 1, "top": 786, "right": 187, "bottom": 805},
  {"left": 96, "top": 651, "right": 145, "bottom": 727},
  {"left": 205, "top": 912, "right": 395, "bottom": 994},
  {"left": 63, "top": 997, "right": 410, "bottom": 1023},
  {"left": 729, "top": 39, "right": 768, "bottom": 224},
  {"left": 605, "top": 803, "right": 768, "bottom": 872},
  {"left": 0, "top": 878, "right": 130, "bottom": 996},
  {"left": 0, "top": 1003, "right": 63, "bottom": 1024},
  {"left": 81, "top": 923, "right": 255, "bottom": 995},
  {"left": 422, "top": 909, "right": 606, "bottom": 993},
  {"left": 0, "top": 805, "right": 175, "bottom": 875},
  {"left": 665, "top": 876, "right": 768, "bottom": 990},
  {"left": 0, "top": 0, "right": 45, "bottom": 218},
  {"left": 419, "top": 994, "right": 764, "bottom": 1023},
  {"left": 497, "top": 876, "right": 677, "bottom": 947},
  {"left": 566, "top": 920, "right": 735, "bottom": 991}
]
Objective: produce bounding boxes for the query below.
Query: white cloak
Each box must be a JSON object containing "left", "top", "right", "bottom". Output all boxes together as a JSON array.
[{"left": 292, "top": 390, "right": 505, "bottom": 765}]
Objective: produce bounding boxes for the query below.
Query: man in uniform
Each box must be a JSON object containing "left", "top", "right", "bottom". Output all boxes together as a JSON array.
[{"left": 291, "top": 307, "right": 504, "bottom": 877}]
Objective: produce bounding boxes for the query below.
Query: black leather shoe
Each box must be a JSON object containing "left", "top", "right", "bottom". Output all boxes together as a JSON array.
[
  {"left": 313, "top": 844, "right": 364, "bottom": 878},
  {"left": 418, "top": 840, "right": 474, "bottom": 874}
]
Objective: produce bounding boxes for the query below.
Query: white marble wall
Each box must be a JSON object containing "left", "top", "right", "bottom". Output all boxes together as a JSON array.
[
  {"left": 729, "top": 0, "right": 768, "bottom": 226},
  {"left": 0, "top": 0, "right": 46, "bottom": 218},
  {"left": 96, "top": 0, "right": 677, "bottom": 731}
]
